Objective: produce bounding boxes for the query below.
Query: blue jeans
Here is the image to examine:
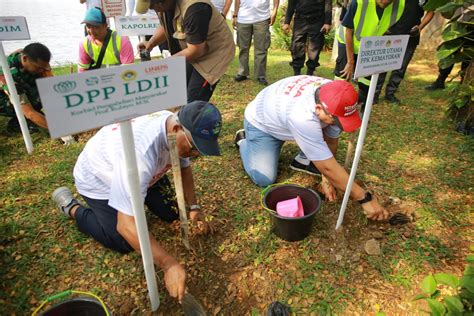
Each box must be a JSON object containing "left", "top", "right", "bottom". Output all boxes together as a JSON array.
[{"left": 239, "top": 119, "right": 284, "bottom": 187}]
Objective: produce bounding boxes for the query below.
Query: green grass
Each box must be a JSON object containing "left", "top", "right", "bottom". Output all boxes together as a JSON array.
[{"left": 0, "top": 48, "right": 472, "bottom": 315}]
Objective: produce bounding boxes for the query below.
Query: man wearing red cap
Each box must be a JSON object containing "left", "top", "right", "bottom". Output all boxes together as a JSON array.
[{"left": 234, "top": 76, "right": 388, "bottom": 221}]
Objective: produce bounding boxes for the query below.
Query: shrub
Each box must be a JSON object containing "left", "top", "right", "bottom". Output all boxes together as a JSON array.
[{"left": 414, "top": 253, "right": 474, "bottom": 315}]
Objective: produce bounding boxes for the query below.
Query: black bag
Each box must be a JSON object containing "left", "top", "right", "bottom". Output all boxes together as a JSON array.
[{"left": 88, "top": 29, "right": 112, "bottom": 70}]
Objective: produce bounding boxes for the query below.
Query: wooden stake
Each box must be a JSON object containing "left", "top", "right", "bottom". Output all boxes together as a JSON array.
[
  {"left": 167, "top": 133, "right": 191, "bottom": 250},
  {"left": 344, "top": 131, "right": 356, "bottom": 170}
]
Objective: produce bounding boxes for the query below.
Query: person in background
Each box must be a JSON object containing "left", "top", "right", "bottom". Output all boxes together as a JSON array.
[
  {"left": 211, "top": 0, "right": 232, "bottom": 17},
  {"left": 375, "top": 0, "right": 434, "bottom": 104},
  {"left": 234, "top": 76, "right": 389, "bottom": 221},
  {"left": 282, "top": 0, "right": 332, "bottom": 76},
  {"left": 334, "top": 0, "right": 405, "bottom": 105},
  {"left": 79, "top": 0, "right": 102, "bottom": 9},
  {"left": 127, "top": 0, "right": 136, "bottom": 15},
  {"left": 0, "top": 43, "right": 52, "bottom": 133},
  {"left": 139, "top": 0, "right": 235, "bottom": 102},
  {"left": 52, "top": 101, "right": 222, "bottom": 303},
  {"left": 233, "top": 0, "right": 279, "bottom": 85},
  {"left": 425, "top": 61, "right": 470, "bottom": 91},
  {"left": 80, "top": 0, "right": 104, "bottom": 35},
  {"left": 0, "top": 44, "right": 76, "bottom": 143},
  {"left": 78, "top": 7, "right": 134, "bottom": 72}
]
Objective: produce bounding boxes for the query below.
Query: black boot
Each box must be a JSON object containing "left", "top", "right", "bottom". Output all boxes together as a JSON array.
[
  {"left": 425, "top": 80, "right": 445, "bottom": 90},
  {"left": 306, "top": 68, "right": 315, "bottom": 76},
  {"left": 425, "top": 74, "right": 447, "bottom": 91},
  {"left": 293, "top": 68, "right": 301, "bottom": 76}
]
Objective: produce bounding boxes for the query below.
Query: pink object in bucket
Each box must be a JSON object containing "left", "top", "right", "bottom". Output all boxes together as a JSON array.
[{"left": 276, "top": 196, "right": 304, "bottom": 218}]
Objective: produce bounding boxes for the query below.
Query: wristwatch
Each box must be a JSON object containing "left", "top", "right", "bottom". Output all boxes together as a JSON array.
[
  {"left": 189, "top": 204, "right": 201, "bottom": 211},
  {"left": 357, "top": 191, "right": 372, "bottom": 205}
]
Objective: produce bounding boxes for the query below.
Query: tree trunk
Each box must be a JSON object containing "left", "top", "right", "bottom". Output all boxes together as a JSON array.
[
  {"left": 462, "top": 60, "right": 474, "bottom": 84},
  {"left": 452, "top": 60, "right": 473, "bottom": 135}
]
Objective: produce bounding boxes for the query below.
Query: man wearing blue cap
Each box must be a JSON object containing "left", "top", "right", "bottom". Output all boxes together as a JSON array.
[
  {"left": 78, "top": 7, "right": 134, "bottom": 72},
  {"left": 52, "top": 101, "right": 222, "bottom": 302}
]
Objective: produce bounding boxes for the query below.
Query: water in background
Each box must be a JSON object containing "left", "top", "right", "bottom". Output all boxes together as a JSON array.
[{"left": 2, "top": 0, "right": 143, "bottom": 66}]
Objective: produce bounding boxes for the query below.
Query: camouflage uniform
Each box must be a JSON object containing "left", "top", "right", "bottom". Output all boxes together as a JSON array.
[{"left": 0, "top": 51, "right": 51, "bottom": 131}]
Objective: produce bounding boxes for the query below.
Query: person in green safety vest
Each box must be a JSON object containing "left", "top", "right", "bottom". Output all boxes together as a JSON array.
[
  {"left": 334, "top": 0, "right": 404, "bottom": 106},
  {"left": 78, "top": 7, "right": 135, "bottom": 72}
]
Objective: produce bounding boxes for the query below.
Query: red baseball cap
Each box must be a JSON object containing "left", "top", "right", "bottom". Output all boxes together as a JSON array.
[{"left": 319, "top": 80, "right": 361, "bottom": 132}]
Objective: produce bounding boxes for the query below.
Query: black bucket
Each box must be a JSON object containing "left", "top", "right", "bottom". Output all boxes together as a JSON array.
[
  {"left": 42, "top": 297, "right": 111, "bottom": 316},
  {"left": 263, "top": 184, "right": 321, "bottom": 242},
  {"left": 33, "top": 290, "right": 112, "bottom": 316}
]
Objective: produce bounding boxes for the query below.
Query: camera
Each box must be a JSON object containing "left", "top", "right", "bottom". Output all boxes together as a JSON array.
[{"left": 140, "top": 49, "right": 151, "bottom": 62}]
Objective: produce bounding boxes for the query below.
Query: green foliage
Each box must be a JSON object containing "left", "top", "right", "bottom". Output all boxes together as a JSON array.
[
  {"left": 415, "top": 254, "right": 474, "bottom": 315},
  {"left": 425, "top": 0, "right": 474, "bottom": 134},
  {"left": 271, "top": 4, "right": 291, "bottom": 50},
  {"left": 422, "top": 274, "right": 438, "bottom": 295},
  {"left": 446, "top": 81, "right": 473, "bottom": 134},
  {"left": 423, "top": 0, "right": 450, "bottom": 12},
  {"left": 424, "top": 0, "right": 473, "bottom": 70},
  {"left": 324, "top": 28, "right": 336, "bottom": 51}
]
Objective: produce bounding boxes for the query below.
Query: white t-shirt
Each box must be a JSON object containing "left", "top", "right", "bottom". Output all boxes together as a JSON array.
[
  {"left": 237, "top": 0, "right": 271, "bottom": 24},
  {"left": 211, "top": 0, "right": 225, "bottom": 13},
  {"left": 126, "top": 0, "right": 135, "bottom": 16},
  {"left": 73, "top": 111, "right": 190, "bottom": 216},
  {"left": 244, "top": 75, "right": 342, "bottom": 162},
  {"left": 86, "top": 0, "right": 102, "bottom": 9}
]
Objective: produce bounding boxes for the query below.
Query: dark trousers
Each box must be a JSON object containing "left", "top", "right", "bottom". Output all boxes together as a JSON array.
[
  {"left": 334, "top": 43, "right": 369, "bottom": 104},
  {"left": 74, "top": 176, "right": 178, "bottom": 254},
  {"left": 186, "top": 62, "right": 217, "bottom": 103},
  {"left": 290, "top": 17, "right": 324, "bottom": 71},
  {"left": 436, "top": 61, "right": 469, "bottom": 84},
  {"left": 375, "top": 40, "right": 418, "bottom": 98}
]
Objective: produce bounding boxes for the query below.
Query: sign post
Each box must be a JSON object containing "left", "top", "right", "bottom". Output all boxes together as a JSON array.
[
  {"left": 115, "top": 15, "right": 159, "bottom": 37},
  {"left": 101, "top": 0, "right": 126, "bottom": 18},
  {"left": 0, "top": 16, "right": 33, "bottom": 154},
  {"left": 37, "top": 57, "right": 187, "bottom": 311},
  {"left": 335, "top": 35, "right": 409, "bottom": 230}
]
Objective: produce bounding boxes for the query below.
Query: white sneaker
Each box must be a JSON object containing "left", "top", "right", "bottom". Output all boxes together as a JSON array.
[
  {"left": 60, "top": 135, "right": 76, "bottom": 145},
  {"left": 52, "top": 187, "right": 79, "bottom": 217}
]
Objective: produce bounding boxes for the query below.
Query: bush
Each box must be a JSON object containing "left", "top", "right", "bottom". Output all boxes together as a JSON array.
[
  {"left": 272, "top": 4, "right": 291, "bottom": 50},
  {"left": 447, "top": 81, "right": 473, "bottom": 136},
  {"left": 414, "top": 253, "right": 474, "bottom": 315}
]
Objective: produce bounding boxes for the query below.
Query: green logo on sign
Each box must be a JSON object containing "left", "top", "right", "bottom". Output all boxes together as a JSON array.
[{"left": 54, "top": 81, "right": 77, "bottom": 93}]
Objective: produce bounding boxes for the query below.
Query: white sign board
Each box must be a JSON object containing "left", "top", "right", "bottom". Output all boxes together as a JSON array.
[
  {"left": 354, "top": 35, "right": 409, "bottom": 78},
  {"left": 0, "top": 16, "right": 30, "bottom": 41},
  {"left": 101, "top": 0, "right": 126, "bottom": 17},
  {"left": 115, "top": 16, "right": 160, "bottom": 36},
  {"left": 37, "top": 57, "right": 187, "bottom": 138}
]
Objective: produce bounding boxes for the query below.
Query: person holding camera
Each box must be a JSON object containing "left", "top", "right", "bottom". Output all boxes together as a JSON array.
[
  {"left": 78, "top": 7, "right": 134, "bottom": 72},
  {"left": 282, "top": 0, "right": 332, "bottom": 76}
]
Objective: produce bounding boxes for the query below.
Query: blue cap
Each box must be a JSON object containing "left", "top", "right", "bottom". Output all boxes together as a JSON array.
[
  {"left": 82, "top": 7, "right": 106, "bottom": 26},
  {"left": 178, "top": 101, "right": 222, "bottom": 156}
]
